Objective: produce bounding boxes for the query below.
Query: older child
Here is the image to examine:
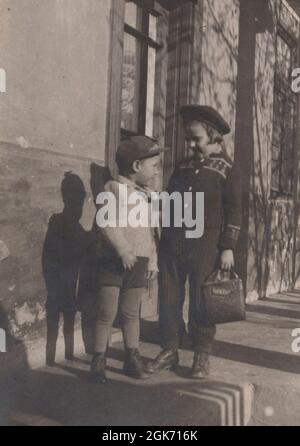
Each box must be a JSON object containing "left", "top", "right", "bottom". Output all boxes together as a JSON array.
[{"left": 146, "top": 105, "right": 242, "bottom": 379}]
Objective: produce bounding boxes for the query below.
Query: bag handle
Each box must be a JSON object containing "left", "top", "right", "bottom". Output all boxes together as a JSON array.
[{"left": 206, "top": 269, "right": 239, "bottom": 283}]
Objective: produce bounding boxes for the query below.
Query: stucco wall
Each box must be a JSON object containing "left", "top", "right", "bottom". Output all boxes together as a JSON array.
[
  {"left": 0, "top": 0, "right": 113, "bottom": 342},
  {"left": 0, "top": 0, "right": 111, "bottom": 161},
  {"left": 0, "top": 142, "right": 100, "bottom": 341}
]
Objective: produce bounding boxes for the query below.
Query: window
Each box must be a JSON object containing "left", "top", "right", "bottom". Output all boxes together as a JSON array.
[
  {"left": 121, "top": 0, "right": 162, "bottom": 139},
  {"left": 271, "top": 30, "right": 298, "bottom": 196}
]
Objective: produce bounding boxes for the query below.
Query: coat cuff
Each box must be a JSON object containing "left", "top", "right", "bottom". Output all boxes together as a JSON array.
[{"left": 219, "top": 224, "right": 241, "bottom": 251}]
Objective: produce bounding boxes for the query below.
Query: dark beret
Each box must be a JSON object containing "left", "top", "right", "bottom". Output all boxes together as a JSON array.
[{"left": 180, "top": 105, "right": 231, "bottom": 135}]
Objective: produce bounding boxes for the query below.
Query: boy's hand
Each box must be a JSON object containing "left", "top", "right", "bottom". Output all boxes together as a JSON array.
[
  {"left": 121, "top": 252, "right": 137, "bottom": 270},
  {"left": 146, "top": 270, "right": 158, "bottom": 281},
  {"left": 220, "top": 249, "right": 234, "bottom": 271}
]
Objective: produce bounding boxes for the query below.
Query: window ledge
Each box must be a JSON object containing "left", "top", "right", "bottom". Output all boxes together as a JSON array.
[{"left": 157, "top": 0, "right": 197, "bottom": 11}]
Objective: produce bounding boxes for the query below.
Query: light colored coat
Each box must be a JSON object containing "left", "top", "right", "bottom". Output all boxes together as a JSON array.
[{"left": 96, "top": 176, "right": 158, "bottom": 272}]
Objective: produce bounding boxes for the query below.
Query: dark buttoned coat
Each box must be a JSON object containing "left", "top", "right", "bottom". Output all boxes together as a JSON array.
[{"left": 158, "top": 150, "right": 242, "bottom": 351}]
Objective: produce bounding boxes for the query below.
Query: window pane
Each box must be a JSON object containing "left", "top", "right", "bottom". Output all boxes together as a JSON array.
[
  {"left": 145, "top": 47, "right": 156, "bottom": 137},
  {"left": 276, "top": 35, "right": 292, "bottom": 80},
  {"left": 125, "top": 1, "right": 142, "bottom": 31},
  {"left": 121, "top": 34, "right": 141, "bottom": 133},
  {"left": 149, "top": 14, "right": 158, "bottom": 41}
]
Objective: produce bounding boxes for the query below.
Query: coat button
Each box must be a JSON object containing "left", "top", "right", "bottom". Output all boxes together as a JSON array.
[
  {"left": 189, "top": 186, "right": 192, "bottom": 191},
  {"left": 195, "top": 169, "right": 199, "bottom": 174}
]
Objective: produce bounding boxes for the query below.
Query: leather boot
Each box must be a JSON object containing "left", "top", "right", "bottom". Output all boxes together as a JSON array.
[
  {"left": 89, "top": 352, "right": 107, "bottom": 384},
  {"left": 46, "top": 342, "right": 56, "bottom": 367},
  {"left": 191, "top": 352, "right": 210, "bottom": 379},
  {"left": 123, "top": 349, "right": 151, "bottom": 380},
  {"left": 145, "top": 349, "right": 179, "bottom": 374}
]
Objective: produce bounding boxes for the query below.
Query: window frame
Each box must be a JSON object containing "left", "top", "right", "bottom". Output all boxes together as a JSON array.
[
  {"left": 106, "top": 0, "right": 195, "bottom": 176},
  {"left": 121, "top": 0, "right": 163, "bottom": 139}
]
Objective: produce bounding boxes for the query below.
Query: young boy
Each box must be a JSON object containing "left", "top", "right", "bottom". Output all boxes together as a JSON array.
[{"left": 89, "top": 136, "right": 162, "bottom": 384}]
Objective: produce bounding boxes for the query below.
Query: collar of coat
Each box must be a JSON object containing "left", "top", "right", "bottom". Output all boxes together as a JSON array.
[
  {"left": 117, "top": 175, "right": 153, "bottom": 201},
  {"left": 178, "top": 150, "right": 233, "bottom": 170}
]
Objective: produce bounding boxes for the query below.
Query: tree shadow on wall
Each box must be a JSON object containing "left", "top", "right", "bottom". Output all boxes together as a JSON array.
[
  {"left": 199, "top": 0, "right": 285, "bottom": 297},
  {"left": 233, "top": 0, "right": 297, "bottom": 298}
]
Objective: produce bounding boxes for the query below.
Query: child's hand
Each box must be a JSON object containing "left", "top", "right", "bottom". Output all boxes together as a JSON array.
[
  {"left": 146, "top": 270, "right": 158, "bottom": 281},
  {"left": 121, "top": 252, "right": 137, "bottom": 270},
  {"left": 220, "top": 249, "right": 234, "bottom": 271}
]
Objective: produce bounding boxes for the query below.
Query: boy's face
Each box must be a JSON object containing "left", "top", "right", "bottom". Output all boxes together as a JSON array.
[
  {"left": 134, "top": 155, "right": 160, "bottom": 187},
  {"left": 184, "top": 120, "right": 210, "bottom": 153}
]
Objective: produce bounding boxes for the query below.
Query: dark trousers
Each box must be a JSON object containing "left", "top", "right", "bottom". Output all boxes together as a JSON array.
[
  {"left": 46, "top": 304, "right": 76, "bottom": 363},
  {"left": 158, "top": 229, "right": 219, "bottom": 353}
]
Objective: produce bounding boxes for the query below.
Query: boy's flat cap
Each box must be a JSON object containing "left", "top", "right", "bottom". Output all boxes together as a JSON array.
[
  {"left": 116, "top": 135, "right": 164, "bottom": 171},
  {"left": 180, "top": 105, "right": 231, "bottom": 135}
]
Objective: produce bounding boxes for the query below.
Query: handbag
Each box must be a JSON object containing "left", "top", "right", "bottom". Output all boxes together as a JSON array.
[{"left": 203, "top": 270, "right": 246, "bottom": 325}]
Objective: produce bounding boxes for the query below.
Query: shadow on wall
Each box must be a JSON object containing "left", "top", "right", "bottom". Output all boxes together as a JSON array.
[
  {"left": 233, "top": 0, "right": 291, "bottom": 298},
  {"left": 42, "top": 163, "right": 113, "bottom": 362},
  {"left": 249, "top": 1, "right": 296, "bottom": 297},
  {"left": 201, "top": 0, "right": 239, "bottom": 137},
  {"left": 77, "top": 163, "right": 113, "bottom": 355},
  {"left": 42, "top": 172, "right": 88, "bottom": 365},
  {"left": 199, "top": 0, "right": 276, "bottom": 298},
  {"left": 0, "top": 302, "right": 29, "bottom": 426}
]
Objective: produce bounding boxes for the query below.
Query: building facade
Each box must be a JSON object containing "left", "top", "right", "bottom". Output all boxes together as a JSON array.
[{"left": 1, "top": 0, "right": 300, "bottom": 342}]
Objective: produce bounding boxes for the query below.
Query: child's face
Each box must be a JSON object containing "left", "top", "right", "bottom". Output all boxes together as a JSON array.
[
  {"left": 184, "top": 120, "right": 210, "bottom": 154},
  {"left": 134, "top": 155, "right": 160, "bottom": 187}
]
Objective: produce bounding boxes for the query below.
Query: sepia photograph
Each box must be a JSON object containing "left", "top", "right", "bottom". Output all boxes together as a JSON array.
[{"left": 0, "top": 0, "right": 300, "bottom": 428}]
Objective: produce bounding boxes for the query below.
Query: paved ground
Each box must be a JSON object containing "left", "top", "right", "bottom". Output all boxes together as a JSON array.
[{"left": 1, "top": 292, "right": 300, "bottom": 426}]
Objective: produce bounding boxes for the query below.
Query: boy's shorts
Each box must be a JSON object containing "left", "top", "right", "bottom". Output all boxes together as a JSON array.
[{"left": 97, "top": 257, "right": 148, "bottom": 289}]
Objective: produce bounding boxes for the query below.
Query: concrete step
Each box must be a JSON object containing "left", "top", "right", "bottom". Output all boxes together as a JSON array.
[
  {"left": 3, "top": 349, "right": 254, "bottom": 427},
  {"left": 2, "top": 292, "right": 300, "bottom": 426},
  {"left": 217, "top": 292, "right": 300, "bottom": 426},
  {"left": 250, "top": 383, "right": 300, "bottom": 426}
]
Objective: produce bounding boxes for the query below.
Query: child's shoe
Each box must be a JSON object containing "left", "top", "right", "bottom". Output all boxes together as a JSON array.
[
  {"left": 89, "top": 352, "right": 107, "bottom": 384},
  {"left": 190, "top": 352, "right": 210, "bottom": 379},
  {"left": 123, "top": 349, "right": 151, "bottom": 380}
]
